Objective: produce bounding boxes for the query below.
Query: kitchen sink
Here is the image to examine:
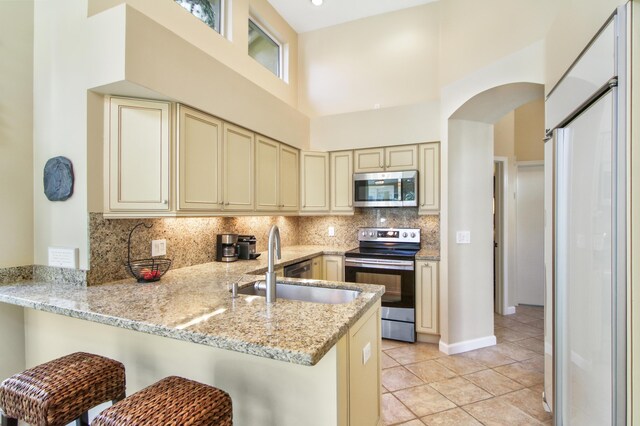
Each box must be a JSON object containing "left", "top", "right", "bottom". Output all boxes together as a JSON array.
[{"left": 237, "top": 281, "right": 360, "bottom": 304}]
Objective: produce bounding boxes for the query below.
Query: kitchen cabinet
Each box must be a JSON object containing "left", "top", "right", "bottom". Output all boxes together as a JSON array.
[
  {"left": 311, "top": 256, "right": 323, "bottom": 280},
  {"left": 343, "top": 302, "right": 381, "bottom": 425},
  {"left": 353, "top": 145, "right": 418, "bottom": 173},
  {"left": 300, "top": 152, "right": 330, "bottom": 213},
  {"left": 322, "top": 255, "right": 344, "bottom": 282},
  {"left": 106, "top": 97, "right": 171, "bottom": 213},
  {"left": 255, "top": 135, "right": 299, "bottom": 212},
  {"left": 177, "top": 105, "right": 223, "bottom": 211},
  {"left": 330, "top": 151, "right": 354, "bottom": 214},
  {"left": 415, "top": 260, "right": 439, "bottom": 334},
  {"left": 223, "top": 123, "right": 255, "bottom": 211},
  {"left": 418, "top": 142, "right": 440, "bottom": 213}
]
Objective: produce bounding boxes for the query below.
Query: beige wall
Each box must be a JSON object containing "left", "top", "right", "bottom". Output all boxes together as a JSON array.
[
  {"left": 545, "top": 0, "right": 626, "bottom": 92},
  {"left": 0, "top": 0, "right": 34, "bottom": 268},
  {"left": 88, "top": 0, "right": 299, "bottom": 109},
  {"left": 514, "top": 98, "right": 545, "bottom": 161},
  {"left": 494, "top": 112, "right": 515, "bottom": 158}
]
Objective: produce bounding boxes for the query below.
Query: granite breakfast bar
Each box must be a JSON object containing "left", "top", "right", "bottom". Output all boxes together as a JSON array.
[{"left": 0, "top": 247, "right": 385, "bottom": 426}]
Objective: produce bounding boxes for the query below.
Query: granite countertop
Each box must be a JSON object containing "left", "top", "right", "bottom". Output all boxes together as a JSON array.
[
  {"left": 0, "top": 246, "right": 384, "bottom": 366},
  {"left": 416, "top": 247, "right": 440, "bottom": 261}
]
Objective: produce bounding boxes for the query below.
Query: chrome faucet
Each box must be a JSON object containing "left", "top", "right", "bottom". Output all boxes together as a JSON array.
[{"left": 265, "top": 225, "right": 281, "bottom": 303}]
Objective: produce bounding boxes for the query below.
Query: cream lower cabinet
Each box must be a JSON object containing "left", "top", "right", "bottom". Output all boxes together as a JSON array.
[
  {"left": 106, "top": 97, "right": 171, "bottom": 213},
  {"left": 300, "top": 152, "right": 329, "bottom": 213},
  {"left": 177, "top": 105, "right": 223, "bottom": 211},
  {"left": 311, "top": 256, "right": 323, "bottom": 280},
  {"left": 330, "top": 151, "right": 354, "bottom": 214},
  {"left": 223, "top": 123, "right": 254, "bottom": 211},
  {"left": 323, "top": 255, "right": 344, "bottom": 282},
  {"left": 339, "top": 301, "right": 381, "bottom": 426},
  {"left": 255, "top": 135, "right": 299, "bottom": 212},
  {"left": 418, "top": 142, "right": 440, "bottom": 213},
  {"left": 415, "top": 260, "right": 439, "bottom": 334},
  {"left": 353, "top": 145, "right": 418, "bottom": 173}
]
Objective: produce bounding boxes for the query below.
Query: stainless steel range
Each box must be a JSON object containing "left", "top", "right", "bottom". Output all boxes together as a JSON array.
[{"left": 344, "top": 227, "right": 420, "bottom": 343}]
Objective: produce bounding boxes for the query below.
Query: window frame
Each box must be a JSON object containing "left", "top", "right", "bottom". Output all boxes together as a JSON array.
[
  {"left": 248, "top": 17, "right": 284, "bottom": 79},
  {"left": 175, "top": 0, "right": 226, "bottom": 36}
]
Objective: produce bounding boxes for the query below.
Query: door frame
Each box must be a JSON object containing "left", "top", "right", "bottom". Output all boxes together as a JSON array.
[{"left": 493, "top": 157, "right": 510, "bottom": 315}]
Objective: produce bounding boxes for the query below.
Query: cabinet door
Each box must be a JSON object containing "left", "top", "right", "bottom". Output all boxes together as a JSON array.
[
  {"left": 415, "top": 260, "right": 439, "bottom": 334},
  {"left": 177, "top": 105, "right": 223, "bottom": 211},
  {"left": 385, "top": 145, "right": 418, "bottom": 171},
  {"left": 300, "top": 152, "right": 329, "bottom": 213},
  {"left": 354, "top": 148, "right": 384, "bottom": 173},
  {"left": 330, "top": 151, "right": 354, "bottom": 213},
  {"left": 108, "top": 97, "right": 170, "bottom": 211},
  {"left": 311, "top": 256, "right": 323, "bottom": 280},
  {"left": 279, "top": 144, "right": 299, "bottom": 211},
  {"left": 419, "top": 142, "right": 440, "bottom": 213},
  {"left": 223, "top": 123, "right": 254, "bottom": 211},
  {"left": 255, "top": 135, "right": 279, "bottom": 211},
  {"left": 322, "top": 255, "right": 344, "bottom": 281}
]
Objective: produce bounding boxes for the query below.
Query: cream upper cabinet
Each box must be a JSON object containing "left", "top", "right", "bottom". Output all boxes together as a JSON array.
[
  {"left": 256, "top": 135, "right": 299, "bottom": 212},
  {"left": 279, "top": 144, "right": 299, "bottom": 211},
  {"left": 177, "top": 105, "right": 223, "bottom": 211},
  {"left": 354, "top": 148, "right": 385, "bottom": 172},
  {"left": 330, "top": 150, "right": 353, "bottom": 214},
  {"left": 415, "top": 260, "right": 439, "bottom": 334},
  {"left": 106, "top": 97, "right": 170, "bottom": 213},
  {"left": 385, "top": 145, "right": 418, "bottom": 171},
  {"left": 223, "top": 123, "right": 255, "bottom": 211},
  {"left": 300, "top": 152, "right": 329, "bottom": 213},
  {"left": 322, "top": 255, "right": 344, "bottom": 282},
  {"left": 354, "top": 145, "right": 418, "bottom": 172},
  {"left": 418, "top": 142, "right": 440, "bottom": 213}
]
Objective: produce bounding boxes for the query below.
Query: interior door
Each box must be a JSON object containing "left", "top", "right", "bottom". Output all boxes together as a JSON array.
[{"left": 555, "top": 91, "right": 614, "bottom": 425}]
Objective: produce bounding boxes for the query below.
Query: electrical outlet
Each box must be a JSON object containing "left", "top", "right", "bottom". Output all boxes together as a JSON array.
[
  {"left": 456, "top": 231, "right": 471, "bottom": 244},
  {"left": 48, "top": 247, "right": 79, "bottom": 269},
  {"left": 362, "top": 342, "right": 371, "bottom": 365},
  {"left": 152, "top": 239, "right": 166, "bottom": 257},
  {"left": 328, "top": 226, "right": 335, "bottom": 237}
]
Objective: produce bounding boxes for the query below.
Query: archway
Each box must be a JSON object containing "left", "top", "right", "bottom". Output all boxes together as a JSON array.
[{"left": 439, "top": 82, "right": 544, "bottom": 354}]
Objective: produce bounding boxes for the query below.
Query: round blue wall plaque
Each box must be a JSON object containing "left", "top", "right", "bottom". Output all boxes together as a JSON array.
[{"left": 43, "top": 156, "right": 74, "bottom": 201}]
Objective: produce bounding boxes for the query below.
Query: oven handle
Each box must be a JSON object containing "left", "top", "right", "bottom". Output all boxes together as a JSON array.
[{"left": 345, "top": 258, "right": 414, "bottom": 271}]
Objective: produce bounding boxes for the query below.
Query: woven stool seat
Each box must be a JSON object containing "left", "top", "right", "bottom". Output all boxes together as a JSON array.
[
  {"left": 0, "top": 352, "right": 125, "bottom": 426},
  {"left": 92, "top": 376, "right": 232, "bottom": 426}
]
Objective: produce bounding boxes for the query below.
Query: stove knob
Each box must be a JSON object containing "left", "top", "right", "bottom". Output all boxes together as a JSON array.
[
  {"left": 402, "top": 232, "right": 408, "bottom": 238},
  {"left": 411, "top": 232, "right": 416, "bottom": 238},
  {"left": 368, "top": 231, "right": 375, "bottom": 237}
]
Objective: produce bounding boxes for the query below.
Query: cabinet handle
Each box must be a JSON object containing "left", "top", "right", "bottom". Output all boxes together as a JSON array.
[
  {"left": 225, "top": 202, "right": 230, "bottom": 205},
  {"left": 421, "top": 203, "right": 425, "bottom": 207},
  {"left": 219, "top": 201, "right": 224, "bottom": 205},
  {"left": 163, "top": 200, "right": 168, "bottom": 204}
]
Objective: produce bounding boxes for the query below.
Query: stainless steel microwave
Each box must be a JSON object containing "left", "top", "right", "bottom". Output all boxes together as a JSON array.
[{"left": 353, "top": 170, "right": 418, "bottom": 207}]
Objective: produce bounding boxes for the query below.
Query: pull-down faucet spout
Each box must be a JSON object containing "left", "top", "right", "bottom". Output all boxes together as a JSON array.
[{"left": 265, "top": 225, "right": 281, "bottom": 303}]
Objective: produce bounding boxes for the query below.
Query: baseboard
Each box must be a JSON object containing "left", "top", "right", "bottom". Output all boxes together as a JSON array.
[
  {"left": 505, "top": 306, "right": 516, "bottom": 315},
  {"left": 416, "top": 333, "right": 440, "bottom": 344},
  {"left": 439, "top": 335, "right": 497, "bottom": 355}
]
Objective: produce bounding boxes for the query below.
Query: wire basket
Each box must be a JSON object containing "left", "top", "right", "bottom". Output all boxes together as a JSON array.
[
  {"left": 125, "top": 222, "right": 172, "bottom": 283},
  {"left": 126, "top": 258, "right": 172, "bottom": 283}
]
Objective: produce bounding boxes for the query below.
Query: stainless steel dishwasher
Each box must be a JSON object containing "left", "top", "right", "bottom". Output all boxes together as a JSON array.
[{"left": 283, "top": 259, "right": 312, "bottom": 279}]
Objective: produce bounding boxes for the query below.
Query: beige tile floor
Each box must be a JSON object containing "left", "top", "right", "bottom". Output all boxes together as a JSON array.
[{"left": 381, "top": 305, "right": 551, "bottom": 425}]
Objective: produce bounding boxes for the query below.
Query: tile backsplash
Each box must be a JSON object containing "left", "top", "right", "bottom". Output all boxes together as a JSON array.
[{"left": 88, "top": 209, "right": 439, "bottom": 285}]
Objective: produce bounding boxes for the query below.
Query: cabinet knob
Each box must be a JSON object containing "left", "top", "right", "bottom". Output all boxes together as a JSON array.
[
  {"left": 225, "top": 202, "right": 229, "bottom": 205},
  {"left": 421, "top": 203, "right": 425, "bottom": 207},
  {"left": 219, "top": 201, "right": 224, "bottom": 205},
  {"left": 163, "top": 200, "right": 168, "bottom": 204}
]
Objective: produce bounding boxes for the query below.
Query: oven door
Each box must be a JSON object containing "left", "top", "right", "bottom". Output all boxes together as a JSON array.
[{"left": 344, "top": 258, "right": 415, "bottom": 309}]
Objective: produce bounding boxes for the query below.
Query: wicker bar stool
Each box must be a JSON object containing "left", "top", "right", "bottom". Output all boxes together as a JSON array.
[
  {"left": 0, "top": 352, "right": 126, "bottom": 426},
  {"left": 92, "top": 376, "right": 232, "bottom": 426}
]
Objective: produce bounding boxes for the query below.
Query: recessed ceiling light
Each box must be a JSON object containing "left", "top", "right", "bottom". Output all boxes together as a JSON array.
[{"left": 311, "top": 0, "right": 323, "bottom": 6}]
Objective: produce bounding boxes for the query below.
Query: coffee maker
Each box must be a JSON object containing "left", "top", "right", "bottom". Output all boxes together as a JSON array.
[
  {"left": 216, "top": 234, "right": 238, "bottom": 262},
  {"left": 237, "top": 235, "right": 259, "bottom": 260}
]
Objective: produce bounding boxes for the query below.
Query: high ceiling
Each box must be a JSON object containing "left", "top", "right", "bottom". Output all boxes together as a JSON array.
[{"left": 266, "top": 0, "right": 439, "bottom": 33}]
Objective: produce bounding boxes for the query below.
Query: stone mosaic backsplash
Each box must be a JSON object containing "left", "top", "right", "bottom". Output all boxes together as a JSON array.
[
  {"left": 87, "top": 209, "right": 439, "bottom": 285},
  {"left": 297, "top": 208, "right": 440, "bottom": 249}
]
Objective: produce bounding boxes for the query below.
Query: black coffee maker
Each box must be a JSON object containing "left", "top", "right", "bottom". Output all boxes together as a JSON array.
[
  {"left": 237, "top": 235, "right": 260, "bottom": 259},
  {"left": 216, "top": 234, "right": 238, "bottom": 262}
]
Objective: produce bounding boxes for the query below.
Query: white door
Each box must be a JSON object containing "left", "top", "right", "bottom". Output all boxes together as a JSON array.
[{"left": 515, "top": 163, "right": 544, "bottom": 306}]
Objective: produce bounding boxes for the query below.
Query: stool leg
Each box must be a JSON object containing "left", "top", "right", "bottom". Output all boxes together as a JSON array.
[
  {"left": 1, "top": 413, "right": 18, "bottom": 426},
  {"left": 75, "top": 412, "right": 89, "bottom": 426}
]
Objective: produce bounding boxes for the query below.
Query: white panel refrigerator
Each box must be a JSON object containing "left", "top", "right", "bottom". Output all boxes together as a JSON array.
[{"left": 544, "top": 5, "right": 627, "bottom": 425}]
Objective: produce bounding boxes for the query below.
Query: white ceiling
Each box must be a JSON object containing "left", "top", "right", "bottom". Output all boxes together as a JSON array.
[{"left": 266, "top": 0, "right": 439, "bottom": 33}]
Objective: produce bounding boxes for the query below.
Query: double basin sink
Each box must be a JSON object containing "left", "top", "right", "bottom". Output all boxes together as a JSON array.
[{"left": 238, "top": 280, "right": 360, "bottom": 304}]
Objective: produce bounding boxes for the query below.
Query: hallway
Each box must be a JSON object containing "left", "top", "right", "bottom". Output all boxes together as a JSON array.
[{"left": 381, "top": 306, "right": 549, "bottom": 425}]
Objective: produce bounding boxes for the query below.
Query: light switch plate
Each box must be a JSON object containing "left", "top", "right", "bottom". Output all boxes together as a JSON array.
[
  {"left": 328, "top": 226, "right": 335, "bottom": 237},
  {"left": 48, "top": 247, "right": 79, "bottom": 269},
  {"left": 152, "top": 239, "right": 167, "bottom": 257},
  {"left": 456, "top": 231, "right": 471, "bottom": 244},
  {"left": 362, "top": 342, "right": 371, "bottom": 365}
]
